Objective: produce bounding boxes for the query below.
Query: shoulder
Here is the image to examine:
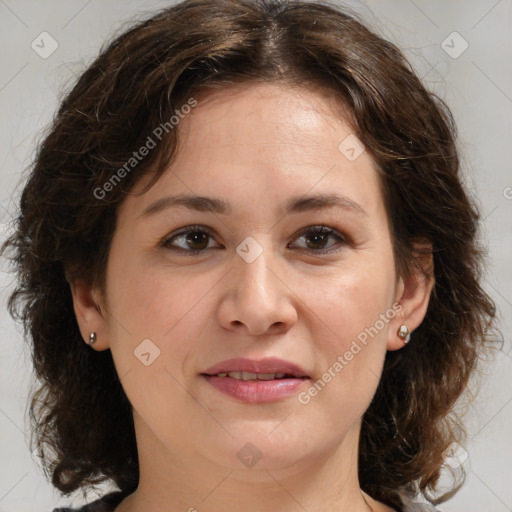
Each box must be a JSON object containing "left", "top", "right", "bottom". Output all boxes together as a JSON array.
[{"left": 52, "top": 491, "right": 125, "bottom": 512}]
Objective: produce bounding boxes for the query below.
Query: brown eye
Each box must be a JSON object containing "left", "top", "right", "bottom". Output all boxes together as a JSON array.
[
  {"left": 184, "top": 231, "right": 210, "bottom": 251},
  {"left": 304, "top": 231, "right": 330, "bottom": 250},
  {"left": 162, "top": 226, "right": 218, "bottom": 254},
  {"left": 290, "top": 226, "right": 346, "bottom": 254}
]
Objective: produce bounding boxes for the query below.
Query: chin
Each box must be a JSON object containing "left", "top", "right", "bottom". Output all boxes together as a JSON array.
[{"left": 204, "top": 429, "right": 335, "bottom": 476}]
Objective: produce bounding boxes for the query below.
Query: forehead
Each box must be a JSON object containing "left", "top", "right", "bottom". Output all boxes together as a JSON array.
[
  {"left": 125, "top": 82, "right": 386, "bottom": 222},
  {"left": 182, "top": 82, "right": 356, "bottom": 164}
]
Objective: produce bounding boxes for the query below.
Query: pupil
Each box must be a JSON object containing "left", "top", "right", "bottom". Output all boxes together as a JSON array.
[
  {"left": 306, "top": 233, "right": 327, "bottom": 249},
  {"left": 186, "top": 232, "right": 208, "bottom": 250}
]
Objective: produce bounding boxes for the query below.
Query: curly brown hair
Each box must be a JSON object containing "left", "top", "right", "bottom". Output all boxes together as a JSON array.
[{"left": 1, "top": 0, "right": 496, "bottom": 509}]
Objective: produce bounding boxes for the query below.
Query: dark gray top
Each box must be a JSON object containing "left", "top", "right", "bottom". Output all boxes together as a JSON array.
[{"left": 53, "top": 491, "right": 443, "bottom": 511}]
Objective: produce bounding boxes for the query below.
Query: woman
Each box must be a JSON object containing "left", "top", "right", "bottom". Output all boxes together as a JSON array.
[{"left": 1, "top": 0, "right": 496, "bottom": 511}]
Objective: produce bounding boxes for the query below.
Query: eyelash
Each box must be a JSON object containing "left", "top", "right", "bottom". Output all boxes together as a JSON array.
[{"left": 161, "top": 224, "right": 348, "bottom": 256}]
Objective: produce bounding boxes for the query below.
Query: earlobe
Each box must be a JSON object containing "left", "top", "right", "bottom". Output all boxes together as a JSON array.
[
  {"left": 387, "top": 244, "right": 434, "bottom": 351},
  {"left": 69, "top": 280, "right": 109, "bottom": 351}
]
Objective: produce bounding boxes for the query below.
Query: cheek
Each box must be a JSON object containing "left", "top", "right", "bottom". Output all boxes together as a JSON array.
[
  {"left": 105, "top": 237, "right": 196, "bottom": 333},
  {"left": 308, "top": 255, "right": 395, "bottom": 339},
  {"left": 103, "top": 268, "right": 210, "bottom": 424},
  {"left": 299, "top": 255, "right": 395, "bottom": 406},
  {"left": 104, "top": 252, "right": 219, "bottom": 374}
]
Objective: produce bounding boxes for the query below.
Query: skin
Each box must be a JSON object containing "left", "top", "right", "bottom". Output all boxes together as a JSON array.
[{"left": 72, "top": 82, "right": 433, "bottom": 512}]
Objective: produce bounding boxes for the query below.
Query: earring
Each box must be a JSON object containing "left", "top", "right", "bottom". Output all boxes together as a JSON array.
[
  {"left": 89, "top": 332, "right": 97, "bottom": 345},
  {"left": 397, "top": 325, "right": 410, "bottom": 344}
]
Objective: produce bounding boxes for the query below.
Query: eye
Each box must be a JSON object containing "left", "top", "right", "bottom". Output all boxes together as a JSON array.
[
  {"left": 161, "top": 226, "right": 220, "bottom": 255},
  {"left": 289, "top": 225, "right": 347, "bottom": 254},
  {"left": 161, "top": 224, "right": 347, "bottom": 256}
]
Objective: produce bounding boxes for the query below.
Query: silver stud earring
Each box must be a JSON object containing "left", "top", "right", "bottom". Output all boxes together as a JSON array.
[
  {"left": 89, "top": 332, "right": 97, "bottom": 345},
  {"left": 397, "top": 325, "right": 410, "bottom": 344}
]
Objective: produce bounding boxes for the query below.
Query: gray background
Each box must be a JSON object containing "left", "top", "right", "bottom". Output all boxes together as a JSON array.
[{"left": 0, "top": 1, "right": 511, "bottom": 510}]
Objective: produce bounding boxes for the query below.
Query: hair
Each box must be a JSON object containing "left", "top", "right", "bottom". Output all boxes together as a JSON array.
[{"left": 1, "top": 0, "right": 497, "bottom": 509}]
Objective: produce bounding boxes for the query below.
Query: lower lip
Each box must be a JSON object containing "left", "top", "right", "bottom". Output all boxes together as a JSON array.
[{"left": 202, "top": 375, "right": 309, "bottom": 403}]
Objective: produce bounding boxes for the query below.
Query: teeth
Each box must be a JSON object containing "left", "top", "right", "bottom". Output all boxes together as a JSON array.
[
  {"left": 214, "top": 371, "right": 291, "bottom": 380},
  {"left": 254, "top": 373, "right": 277, "bottom": 380}
]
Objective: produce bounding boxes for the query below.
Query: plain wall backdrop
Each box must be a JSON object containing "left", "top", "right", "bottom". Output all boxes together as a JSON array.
[{"left": 0, "top": 1, "right": 511, "bottom": 511}]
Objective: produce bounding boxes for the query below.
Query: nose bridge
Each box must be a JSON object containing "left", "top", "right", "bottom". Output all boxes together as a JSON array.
[
  {"left": 217, "top": 234, "right": 296, "bottom": 335},
  {"left": 233, "top": 235, "right": 278, "bottom": 303}
]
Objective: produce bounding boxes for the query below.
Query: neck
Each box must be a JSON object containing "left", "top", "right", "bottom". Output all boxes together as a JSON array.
[{"left": 114, "top": 414, "right": 391, "bottom": 512}]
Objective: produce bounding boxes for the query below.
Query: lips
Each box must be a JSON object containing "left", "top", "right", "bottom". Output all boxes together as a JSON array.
[
  {"left": 201, "top": 357, "right": 310, "bottom": 403},
  {"left": 202, "top": 357, "right": 309, "bottom": 379}
]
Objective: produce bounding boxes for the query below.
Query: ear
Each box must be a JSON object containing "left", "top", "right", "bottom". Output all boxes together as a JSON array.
[
  {"left": 387, "top": 241, "right": 435, "bottom": 351},
  {"left": 69, "top": 279, "right": 110, "bottom": 351}
]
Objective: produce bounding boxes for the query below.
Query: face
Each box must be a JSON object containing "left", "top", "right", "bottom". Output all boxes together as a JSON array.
[{"left": 87, "top": 83, "right": 411, "bottom": 474}]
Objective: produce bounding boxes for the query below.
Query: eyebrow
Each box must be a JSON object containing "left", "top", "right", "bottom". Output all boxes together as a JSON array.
[{"left": 139, "top": 192, "right": 367, "bottom": 218}]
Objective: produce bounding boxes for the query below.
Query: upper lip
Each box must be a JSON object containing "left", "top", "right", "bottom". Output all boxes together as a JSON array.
[{"left": 202, "top": 357, "right": 309, "bottom": 378}]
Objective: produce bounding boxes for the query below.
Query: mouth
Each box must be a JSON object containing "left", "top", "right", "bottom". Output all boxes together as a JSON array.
[
  {"left": 201, "top": 357, "right": 310, "bottom": 403},
  {"left": 202, "top": 357, "right": 310, "bottom": 379},
  {"left": 204, "top": 371, "right": 308, "bottom": 381}
]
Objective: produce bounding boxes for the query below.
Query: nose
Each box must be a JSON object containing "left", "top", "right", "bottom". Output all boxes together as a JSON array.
[{"left": 216, "top": 242, "right": 298, "bottom": 336}]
